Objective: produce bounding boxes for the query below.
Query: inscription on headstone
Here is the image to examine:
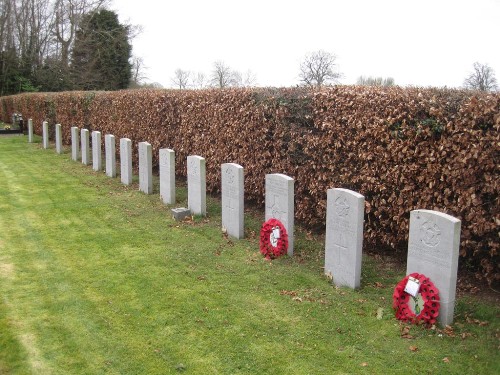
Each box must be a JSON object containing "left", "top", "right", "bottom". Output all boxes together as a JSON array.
[
  {"left": 187, "top": 155, "right": 206, "bottom": 216},
  {"left": 324, "top": 188, "right": 365, "bottom": 289},
  {"left": 81, "top": 129, "right": 90, "bottom": 165},
  {"left": 159, "top": 148, "right": 175, "bottom": 204},
  {"left": 42, "top": 121, "right": 49, "bottom": 149},
  {"left": 138, "top": 142, "right": 152, "bottom": 194},
  {"left": 28, "top": 118, "right": 33, "bottom": 143},
  {"left": 92, "top": 131, "right": 102, "bottom": 171},
  {"left": 105, "top": 134, "right": 116, "bottom": 177},
  {"left": 71, "top": 126, "right": 79, "bottom": 161},
  {"left": 120, "top": 138, "right": 132, "bottom": 185},
  {"left": 55, "top": 124, "right": 63, "bottom": 154},
  {"left": 221, "top": 163, "right": 244, "bottom": 239},
  {"left": 265, "top": 173, "right": 294, "bottom": 255},
  {"left": 407, "top": 209, "right": 461, "bottom": 326}
]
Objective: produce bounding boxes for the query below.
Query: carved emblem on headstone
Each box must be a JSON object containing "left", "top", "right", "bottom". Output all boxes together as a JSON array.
[
  {"left": 225, "top": 167, "right": 235, "bottom": 185},
  {"left": 334, "top": 196, "right": 350, "bottom": 217},
  {"left": 420, "top": 221, "right": 441, "bottom": 247}
]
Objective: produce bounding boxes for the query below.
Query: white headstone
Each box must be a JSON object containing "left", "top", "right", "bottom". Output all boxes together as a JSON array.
[
  {"left": 81, "top": 129, "right": 90, "bottom": 165},
  {"left": 42, "top": 121, "right": 49, "bottom": 149},
  {"left": 120, "top": 138, "right": 132, "bottom": 185},
  {"left": 71, "top": 126, "right": 79, "bottom": 161},
  {"left": 324, "top": 188, "right": 365, "bottom": 289},
  {"left": 105, "top": 134, "right": 116, "bottom": 178},
  {"left": 221, "top": 163, "right": 244, "bottom": 239},
  {"left": 159, "top": 148, "right": 175, "bottom": 204},
  {"left": 55, "top": 124, "right": 63, "bottom": 154},
  {"left": 92, "top": 131, "right": 102, "bottom": 171},
  {"left": 265, "top": 173, "right": 294, "bottom": 255},
  {"left": 187, "top": 155, "right": 206, "bottom": 216},
  {"left": 138, "top": 142, "right": 152, "bottom": 194},
  {"left": 407, "top": 209, "right": 461, "bottom": 326},
  {"left": 28, "top": 118, "right": 33, "bottom": 143}
]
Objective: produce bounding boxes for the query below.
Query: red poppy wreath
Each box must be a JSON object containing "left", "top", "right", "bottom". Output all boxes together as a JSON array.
[
  {"left": 260, "top": 218, "right": 288, "bottom": 259},
  {"left": 393, "top": 272, "right": 440, "bottom": 325}
]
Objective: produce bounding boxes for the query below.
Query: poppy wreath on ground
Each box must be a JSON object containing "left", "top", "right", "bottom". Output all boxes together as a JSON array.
[
  {"left": 393, "top": 272, "right": 440, "bottom": 325},
  {"left": 260, "top": 218, "right": 288, "bottom": 259}
]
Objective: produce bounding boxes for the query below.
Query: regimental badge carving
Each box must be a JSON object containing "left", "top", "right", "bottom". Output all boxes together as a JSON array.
[
  {"left": 189, "top": 160, "right": 198, "bottom": 177},
  {"left": 334, "top": 196, "right": 350, "bottom": 217},
  {"left": 225, "top": 167, "right": 235, "bottom": 185},
  {"left": 420, "top": 221, "right": 441, "bottom": 247}
]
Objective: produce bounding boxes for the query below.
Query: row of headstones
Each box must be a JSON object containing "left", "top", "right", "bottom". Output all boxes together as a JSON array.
[{"left": 33, "top": 120, "right": 461, "bottom": 326}]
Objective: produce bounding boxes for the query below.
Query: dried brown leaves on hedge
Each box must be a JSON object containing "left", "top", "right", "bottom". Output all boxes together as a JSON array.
[{"left": 1, "top": 86, "right": 498, "bottom": 284}]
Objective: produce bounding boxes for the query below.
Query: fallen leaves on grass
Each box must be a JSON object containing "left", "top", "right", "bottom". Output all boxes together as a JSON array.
[
  {"left": 400, "top": 325, "right": 414, "bottom": 339},
  {"left": 409, "top": 345, "right": 418, "bottom": 352},
  {"left": 443, "top": 357, "right": 450, "bottom": 363}
]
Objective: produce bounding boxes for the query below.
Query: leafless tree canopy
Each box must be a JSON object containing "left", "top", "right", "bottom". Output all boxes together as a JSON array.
[
  {"left": 463, "top": 62, "right": 498, "bottom": 92},
  {"left": 171, "top": 68, "right": 190, "bottom": 89},
  {"left": 210, "top": 61, "right": 235, "bottom": 88},
  {"left": 357, "top": 76, "right": 395, "bottom": 87},
  {"left": 299, "top": 50, "right": 342, "bottom": 87}
]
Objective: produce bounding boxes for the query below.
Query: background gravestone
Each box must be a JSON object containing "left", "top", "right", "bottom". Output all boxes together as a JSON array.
[
  {"left": 28, "top": 118, "right": 33, "bottom": 143},
  {"left": 81, "top": 129, "right": 90, "bottom": 165},
  {"left": 55, "top": 124, "right": 63, "bottom": 154},
  {"left": 221, "top": 163, "right": 244, "bottom": 239},
  {"left": 92, "top": 131, "right": 102, "bottom": 171},
  {"left": 324, "top": 188, "right": 365, "bottom": 289},
  {"left": 105, "top": 134, "right": 116, "bottom": 177},
  {"left": 187, "top": 155, "right": 206, "bottom": 216},
  {"left": 71, "top": 126, "right": 79, "bottom": 161},
  {"left": 265, "top": 173, "right": 294, "bottom": 255},
  {"left": 120, "top": 138, "right": 132, "bottom": 185},
  {"left": 42, "top": 121, "right": 49, "bottom": 149},
  {"left": 139, "top": 142, "right": 152, "bottom": 194},
  {"left": 159, "top": 148, "right": 175, "bottom": 204},
  {"left": 407, "top": 209, "right": 461, "bottom": 326}
]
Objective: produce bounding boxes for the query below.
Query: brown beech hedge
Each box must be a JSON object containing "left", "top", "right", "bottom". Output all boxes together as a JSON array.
[{"left": 1, "top": 87, "right": 498, "bottom": 285}]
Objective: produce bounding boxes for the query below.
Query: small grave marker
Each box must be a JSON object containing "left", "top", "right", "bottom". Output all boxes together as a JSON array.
[
  {"left": 71, "top": 126, "right": 79, "bottom": 161},
  {"left": 42, "top": 121, "right": 49, "bottom": 149},
  {"left": 55, "top": 124, "right": 63, "bottom": 154},
  {"left": 221, "top": 163, "right": 244, "bottom": 239},
  {"left": 81, "top": 129, "right": 90, "bottom": 165},
  {"left": 139, "top": 142, "right": 152, "bottom": 194},
  {"left": 187, "top": 155, "right": 206, "bottom": 216},
  {"left": 92, "top": 131, "right": 102, "bottom": 171},
  {"left": 120, "top": 138, "right": 132, "bottom": 185},
  {"left": 105, "top": 134, "right": 116, "bottom": 177},
  {"left": 159, "top": 148, "right": 175, "bottom": 204}
]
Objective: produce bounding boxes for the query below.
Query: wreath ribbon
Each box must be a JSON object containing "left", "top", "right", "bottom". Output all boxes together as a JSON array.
[
  {"left": 260, "top": 218, "right": 288, "bottom": 259},
  {"left": 393, "top": 273, "right": 440, "bottom": 325}
]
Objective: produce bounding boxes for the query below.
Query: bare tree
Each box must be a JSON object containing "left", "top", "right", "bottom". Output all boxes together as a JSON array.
[
  {"left": 191, "top": 71, "right": 207, "bottom": 89},
  {"left": 171, "top": 68, "right": 190, "bottom": 89},
  {"left": 463, "top": 62, "right": 498, "bottom": 92},
  {"left": 243, "top": 69, "right": 258, "bottom": 87},
  {"left": 210, "top": 60, "right": 237, "bottom": 88},
  {"left": 357, "top": 76, "right": 395, "bottom": 86},
  {"left": 129, "top": 55, "right": 147, "bottom": 87},
  {"left": 299, "top": 50, "right": 342, "bottom": 87}
]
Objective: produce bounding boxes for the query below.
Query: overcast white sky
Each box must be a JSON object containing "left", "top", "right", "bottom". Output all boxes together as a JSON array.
[{"left": 111, "top": 0, "right": 500, "bottom": 88}]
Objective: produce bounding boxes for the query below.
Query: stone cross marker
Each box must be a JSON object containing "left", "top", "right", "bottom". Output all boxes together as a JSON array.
[
  {"left": 92, "top": 131, "right": 102, "bottom": 171},
  {"left": 55, "top": 124, "right": 63, "bottom": 154},
  {"left": 138, "top": 142, "right": 152, "bottom": 194},
  {"left": 324, "top": 188, "right": 365, "bottom": 289},
  {"left": 407, "top": 209, "right": 461, "bottom": 326},
  {"left": 159, "top": 148, "right": 175, "bottom": 204},
  {"left": 81, "top": 129, "right": 90, "bottom": 165},
  {"left": 105, "top": 134, "right": 116, "bottom": 178},
  {"left": 187, "top": 155, "right": 206, "bottom": 216},
  {"left": 71, "top": 126, "right": 79, "bottom": 161},
  {"left": 28, "top": 118, "right": 33, "bottom": 143},
  {"left": 42, "top": 121, "right": 49, "bottom": 149},
  {"left": 265, "top": 173, "right": 294, "bottom": 255},
  {"left": 120, "top": 138, "right": 132, "bottom": 185},
  {"left": 221, "top": 163, "right": 244, "bottom": 239}
]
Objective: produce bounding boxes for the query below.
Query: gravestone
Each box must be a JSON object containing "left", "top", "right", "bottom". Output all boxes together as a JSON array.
[
  {"left": 159, "top": 148, "right": 175, "bottom": 204},
  {"left": 138, "top": 142, "right": 152, "bottom": 194},
  {"left": 55, "top": 124, "right": 63, "bottom": 154},
  {"left": 120, "top": 138, "right": 132, "bottom": 185},
  {"left": 265, "top": 173, "right": 294, "bottom": 255},
  {"left": 324, "top": 188, "right": 365, "bottom": 289},
  {"left": 81, "top": 129, "right": 90, "bottom": 165},
  {"left": 42, "top": 121, "right": 49, "bottom": 149},
  {"left": 187, "top": 155, "right": 206, "bottom": 216},
  {"left": 71, "top": 126, "right": 79, "bottom": 161},
  {"left": 28, "top": 118, "right": 33, "bottom": 143},
  {"left": 105, "top": 134, "right": 116, "bottom": 178},
  {"left": 407, "top": 209, "right": 461, "bottom": 326},
  {"left": 92, "top": 131, "right": 102, "bottom": 171},
  {"left": 221, "top": 163, "right": 244, "bottom": 239}
]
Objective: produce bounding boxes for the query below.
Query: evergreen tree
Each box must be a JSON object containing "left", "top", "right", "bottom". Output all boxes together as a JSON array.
[{"left": 71, "top": 9, "right": 131, "bottom": 90}]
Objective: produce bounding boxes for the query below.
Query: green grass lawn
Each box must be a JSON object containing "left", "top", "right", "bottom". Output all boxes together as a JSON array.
[{"left": 0, "top": 135, "right": 498, "bottom": 374}]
